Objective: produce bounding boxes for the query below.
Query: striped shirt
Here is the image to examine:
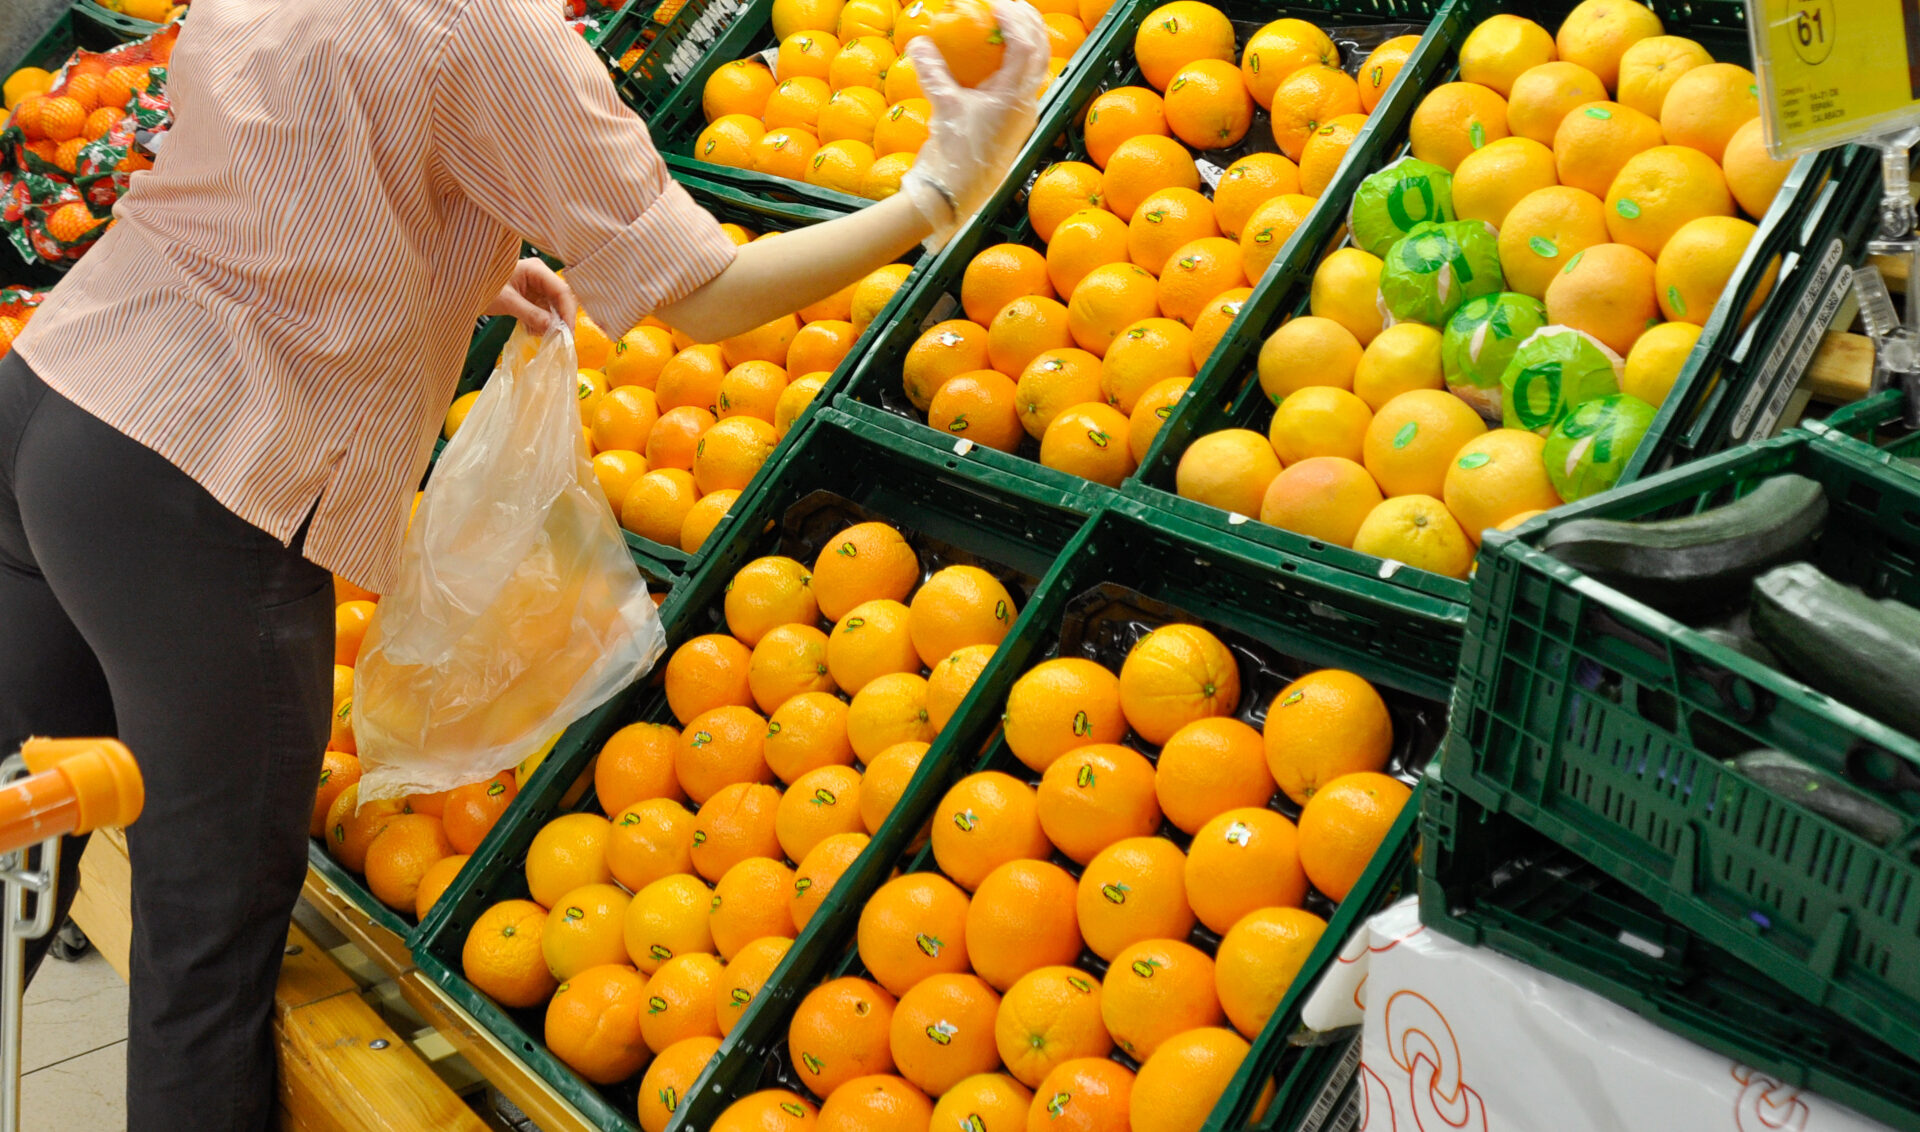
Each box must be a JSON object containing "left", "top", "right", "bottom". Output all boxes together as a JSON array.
[{"left": 15, "top": 0, "right": 738, "bottom": 594}]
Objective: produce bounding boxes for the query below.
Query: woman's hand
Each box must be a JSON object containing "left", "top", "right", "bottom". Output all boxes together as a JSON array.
[{"left": 486, "top": 257, "right": 577, "bottom": 333}]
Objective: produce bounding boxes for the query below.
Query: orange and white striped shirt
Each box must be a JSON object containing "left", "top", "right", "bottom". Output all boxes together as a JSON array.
[{"left": 16, "top": 0, "right": 737, "bottom": 593}]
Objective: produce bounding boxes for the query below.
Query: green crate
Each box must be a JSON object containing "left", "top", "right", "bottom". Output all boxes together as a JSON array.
[
  {"left": 596, "top": 0, "right": 755, "bottom": 122},
  {"left": 667, "top": 498, "right": 1455, "bottom": 1130},
  {"left": 1806, "top": 386, "right": 1920, "bottom": 469},
  {"left": 1445, "top": 428, "right": 1920, "bottom": 1060},
  {"left": 408, "top": 409, "right": 1092, "bottom": 1131},
  {"left": 1420, "top": 772, "right": 1920, "bottom": 1132},
  {"left": 1124, "top": 0, "right": 1875, "bottom": 614},
  {"left": 832, "top": 0, "right": 1432, "bottom": 521}
]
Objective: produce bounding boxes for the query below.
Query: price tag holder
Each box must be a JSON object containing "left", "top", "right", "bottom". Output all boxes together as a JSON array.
[{"left": 1750, "top": 0, "right": 1920, "bottom": 158}]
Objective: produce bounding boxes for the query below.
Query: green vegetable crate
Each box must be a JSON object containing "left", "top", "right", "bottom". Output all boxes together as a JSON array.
[
  {"left": 1445, "top": 427, "right": 1920, "bottom": 1061},
  {"left": 832, "top": 0, "right": 1432, "bottom": 523},
  {"left": 1124, "top": 0, "right": 1875, "bottom": 611},
  {"left": 408, "top": 407, "right": 1091, "bottom": 1132},
  {"left": 1420, "top": 771, "right": 1920, "bottom": 1132},
  {"left": 667, "top": 495, "right": 1455, "bottom": 1132},
  {"left": 1807, "top": 386, "right": 1920, "bottom": 468}
]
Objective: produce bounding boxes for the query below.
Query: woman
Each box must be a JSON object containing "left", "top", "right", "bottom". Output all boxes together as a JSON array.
[{"left": 0, "top": 0, "right": 1047, "bottom": 1124}]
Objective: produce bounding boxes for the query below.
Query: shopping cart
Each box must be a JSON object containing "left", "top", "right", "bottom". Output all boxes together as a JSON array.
[{"left": 0, "top": 740, "right": 144, "bottom": 1132}]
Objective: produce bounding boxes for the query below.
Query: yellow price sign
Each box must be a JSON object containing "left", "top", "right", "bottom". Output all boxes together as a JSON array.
[{"left": 1752, "top": 0, "right": 1920, "bottom": 156}]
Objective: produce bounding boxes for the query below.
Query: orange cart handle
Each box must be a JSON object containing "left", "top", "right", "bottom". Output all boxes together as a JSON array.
[{"left": 0, "top": 739, "right": 144, "bottom": 854}]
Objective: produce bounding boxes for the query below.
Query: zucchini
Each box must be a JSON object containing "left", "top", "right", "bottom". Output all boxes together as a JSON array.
[
  {"left": 1728, "top": 750, "right": 1907, "bottom": 847},
  {"left": 1695, "top": 627, "right": 1779, "bottom": 668},
  {"left": 1540, "top": 474, "right": 1826, "bottom": 620},
  {"left": 1751, "top": 562, "right": 1920, "bottom": 739}
]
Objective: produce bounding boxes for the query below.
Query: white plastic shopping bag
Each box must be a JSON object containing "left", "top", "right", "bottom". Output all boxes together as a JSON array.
[{"left": 352, "top": 320, "right": 666, "bottom": 801}]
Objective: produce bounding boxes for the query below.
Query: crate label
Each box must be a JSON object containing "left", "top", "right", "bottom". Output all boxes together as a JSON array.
[
  {"left": 1752, "top": 0, "right": 1920, "bottom": 157},
  {"left": 1299, "top": 1037, "right": 1365, "bottom": 1132},
  {"left": 951, "top": 438, "right": 974, "bottom": 456},
  {"left": 1194, "top": 157, "right": 1225, "bottom": 190},
  {"left": 1732, "top": 236, "right": 1843, "bottom": 439},
  {"left": 1228, "top": 511, "right": 1249, "bottom": 525},
  {"left": 1757, "top": 263, "right": 1853, "bottom": 438},
  {"left": 1615, "top": 929, "right": 1666, "bottom": 959}
]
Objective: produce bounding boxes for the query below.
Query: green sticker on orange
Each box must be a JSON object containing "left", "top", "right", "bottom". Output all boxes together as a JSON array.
[
  {"left": 1564, "top": 249, "right": 1586, "bottom": 273},
  {"left": 1615, "top": 199, "right": 1640, "bottom": 219},
  {"left": 1584, "top": 105, "right": 1612, "bottom": 119},
  {"left": 1458, "top": 451, "right": 1490, "bottom": 469},
  {"left": 1529, "top": 236, "right": 1557, "bottom": 258},
  {"left": 1469, "top": 121, "right": 1486, "bottom": 147},
  {"left": 1393, "top": 421, "right": 1418, "bottom": 449},
  {"left": 1667, "top": 286, "right": 1686, "bottom": 315}
]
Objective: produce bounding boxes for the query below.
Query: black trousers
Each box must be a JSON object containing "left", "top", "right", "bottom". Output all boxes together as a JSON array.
[{"left": 0, "top": 351, "right": 335, "bottom": 1131}]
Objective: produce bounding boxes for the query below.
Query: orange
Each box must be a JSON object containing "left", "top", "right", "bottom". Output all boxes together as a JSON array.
[
  {"left": 859, "top": 871, "right": 973, "bottom": 995},
  {"left": 853, "top": 264, "right": 915, "bottom": 333},
  {"left": 1003, "top": 658, "right": 1127, "bottom": 772},
  {"left": 775, "top": 374, "right": 829, "bottom": 440},
  {"left": 827, "top": 599, "right": 919, "bottom": 695},
  {"left": 364, "top": 814, "right": 456, "bottom": 913},
  {"left": 1100, "top": 318, "right": 1194, "bottom": 414},
  {"left": 1045, "top": 209, "right": 1130, "bottom": 298},
  {"left": 1308, "top": 247, "right": 1386, "bottom": 345},
  {"left": 1556, "top": 0, "right": 1664, "bottom": 91},
  {"left": 1450, "top": 136, "right": 1559, "bottom": 229},
  {"left": 639, "top": 1036, "right": 724, "bottom": 1132},
  {"left": 1356, "top": 33, "right": 1418, "bottom": 112},
  {"left": 1506, "top": 60, "right": 1606, "bottom": 145},
  {"left": 716, "top": 937, "right": 794, "bottom": 1036},
  {"left": 714, "top": 1091, "right": 818, "bottom": 1132},
  {"left": 1027, "top": 1058, "right": 1134, "bottom": 1132},
  {"left": 1163, "top": 59, "right": 1252, "bottom": 150},
  {"left": 926, "top": 643, "right": 996, "bottom": 730},
  {"left": 698, "top": 115, "right": 766, "bottom": 168},
  {"left": 1185, "top": 807, "right": 1308, "bottom": 934},
  {"left": 790, "top": 978, "right": 899, "bottom": 1097},
  {"left": 1240, "top": 18, "right": 1337, "bottom": 109},
  {"left": 894, "top": 1, "right": 936, "bottom": 57},
  {"left": 1015, "top": 348, "right": 1106, "bottom": 439},
  {"left": 444, "top": 771, "right": 518, "bottom": 855},
  {"left": 818, "top": 87, "right": 887, "bottom": 145},
  {"left": 931, "top": 770, "right": 1053, "bottom": 890},
  {"left": 1101, "top": 136, "right": 1200, "bottom": 222},
  {"left": 1655, "top": 215, "right": 1761, "bottom": 326},
  {"left": 862, "top": 742, "right": 932, "bottom": 835},
  {"left": 1175, "top": 429, "right": 1282, "bottom": 517},
  {"left": 1618, "top": 33, "right": 1710, "bottom": 118},
  {"left": 526, "top": 812, "right": 615, "bottom": 908},
  {"left": 1035, "top": 743, "right": 1160, "bottom": 865},
  {"left": 1441, "top": 429, "right": 1561, "bottom": 540},
  {"left": 890, "top": 973, "right": 1004, "bottom": 1095},
  {"left": 863, "top": 151, "right": 916, "bottom": 199},
  {"left": 1083, "top": 87, "right": 1168, "bottom": 169},
  {"left": 1043, "top": 11, "right": 1088, "bottom": 57},
  {"left": 311, "top": 749, "right": 362, "bottom": 836},
  {"left": 594, "top": 451, "right": 652, "bottom": 514},
  {"left": 792, "top": 830, "right": 870, "bottom": 929},
  {"left": 754, "top": 126, "right": 823, "bottom": 181},
  {"left": 766, "top": 691, "right": 857, "bottom": 783},
  {"left": 903, "top": 319, "right": 991, "bottom": 411},
  {"left": 1362, "top": 389, "right": 1488, "bottom": 498},
  {"left": 1156, "top": 237, "right": 1242, "bottom": 327},
  {"left": 965, "top": 860, "right": 1082, "bottom": 991},
  {"left": 995, "top": 966, "right": 1111, "bottom": 1087},
  {"left": 677, "top": 705, "right": 775, "bottom": 804},
  {"left": 988, "top": 296, "right": 1075, "bottom": 377},
  {"left": 1297, "top": 112, "right": 1366, "bottom": 198},
  {"left": 963, "top": 243, "right": 1057, "bottom": 326},
  {"left": 1256, "top": 316, "right": 1361, "bottom": 402},
  {"left": 1101, "top": 939, "right": 1223, "bottom": 1060},
  {"left": 726, "top": 556, "right": 820, "bottom": 648},
  {"left": 704, "top": 59, "right": 776, "bottom": 121},
  {"left": 36, "top": 96, "right": 84, "bottom": 143},
  {"left": 812, "top": 522, "right": 919, "bottom": 621},
  {"left": 1604, "top": 145, "right": 1735, "bottom": 257},
  {"left": 830, "top": 35, "right": 898, "bottom": 93},
  {"left": 1154, "top": 717, "right": 1275, "bottom": 835},
  {"left": 710, "top": 857, "right": 799, "bottom": 959},
  {"left": 873, "top": 99, "right": 932, "bottom": 157},
  {"left": 665, "top": 634, "right": 755, "bottom": 726},
  {"left": 1497, "top": 186, "right": 1611, "bottom": 298},
  {"left": 543, "top": 882, "right": 634, "bottom": 981},
  {"left": 415, "top": 854, "right": 470, "bottom": 921},
  {"left": 1067, "top": 263, "right": 1161, "bottom": 357},
  {"left": 1262, "top": 669, "right": 1392, "bottom": 805},
  {"left": 779, "top": 32, "right": 840, "bottom": 82},
  {"left": 608, "top": 798, "right": 698, "bottom": 893},
  {"left": 1267, "top": 386, "right": 1372, "bottom": 467},
  {"left": 808, "top": 138, "right": 879, "bottom": 195},
  {"left": 657, "top": 345, "right": 729, "bottom": 414},
  {"left": 626, "top": 872, "right": 718, "bottom": 974},
  {"left": 776, "top": 764, "right": 866, "bottom": 862},
  {"left": 1353, "top": 495, "right": 1474, "bottom": 578},
  {"left": 693, "top": 417, "right": 778, "bottom": 494},
  {"left": 767, "top": 76, "right": 833, "bottom": 129},
  {"left": 1133, "top": 1, "right": 1235, "bottom": 91},
  {"left": 1722, "top": 117, "right": 1792, "bottom": 219},
  {"left": 906, "top": 565, "right": 1016, "bottom": 668},
  {"left": 927, "top": 0, "right": 1006, "bottom": 87},
  {"left": 1352, "top": 322, "right": 1444, "bottom": 411},
  {"left": 1029, "top": 163, "right": 1108, "bottom": 242},
  {"left": 647, "top": 407, "right": 715, "bottom": 473},
  {"left": 1129, "top": 377, "right": 1192, "bottom": 464},
  {"left": 932, "top": 1075, "right": 1033, "bottom": 1132},
  {"left": 335, "top": 600, "right": 376, "bottom": 666},
  {"left": 1407, "top": 81, "right": 1509, "bottom": 171},
  {"left": 691, "top": 782, "right": 785, "bottom": 882},
  {"left": 1553, "top": 101, "right": 1662, "bottom": 198},
  {"left": 717, "top": 361, "right": 790, "bottom": 424},
  {"left": 1130, "top": 1028, "right": 1268, "bottom": 1132},
  {"left": 1298, "top": 771, "right": 1411, "bottom": 900},
  {"left": 1075, "top": 837, "right": 1193, "bottom": 960},
  {"left": 546, "top": 966, "right": 653, "bottom": 1085},
  {"left": 1457, "top": 14, "right": 1554, "bottom": 98},
  {"left": 1116, "top": 623, "right": 1237, "bottom": 744},
  {"left": 819, "top": 1076, "right": 933, "bottom": 1132},
  {"left": 597, "top": 722, "right": 686, "bottom": 816},
  {"left": 1544, "top": 242, "right": 1659, "bottom": 356},
  {"left": 929, "top": 370, "right": 1025, "bottom": 453},
  {"left": 1212, "top": 153, "right": 1301, "bottom": 242},
  {"left": 1267, "top": 65, "right": 1360, "bottom": 162},
  {"left": 464, "top": 900, "right": 559, "bottom": 1009},
  {"left": 749, "top": 624, "right": 838, "bottom": 715},
  {"left": 1041, "top": 403, "right": 1136, "bottom": 487},
  {"left": 1623, "top": 320, "right": 1702, "bottom": 406},
  {"left": 1215, "top": 906, "right": 1327, "bottom": 1039}
]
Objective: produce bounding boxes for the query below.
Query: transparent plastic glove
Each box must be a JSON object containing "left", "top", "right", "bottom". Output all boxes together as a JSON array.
[{"left": 901, "top": 0, "right": 1051, "bottom": 252}]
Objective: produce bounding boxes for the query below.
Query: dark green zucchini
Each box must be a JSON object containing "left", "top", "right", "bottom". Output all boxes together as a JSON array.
[
  {"left": 1540, "top": 474, "right": 1826, "bottom": 620},
  {"left": 1695, "top": 627, "right": 1779, "bottom": 668},
  {"left": 1751, "top": 563, "right": 1920, "bottom": 739},
  {"left": 1728, "top": 750, "right": 1907, "bottom": 847}
]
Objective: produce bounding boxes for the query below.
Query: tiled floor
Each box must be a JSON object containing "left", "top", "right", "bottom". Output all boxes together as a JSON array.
[{"left": 18, "top": 947, "right": 129, "bottom": 1129}]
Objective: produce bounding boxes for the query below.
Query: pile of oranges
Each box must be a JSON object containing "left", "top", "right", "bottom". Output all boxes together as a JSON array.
[
  {"left": 443, "top": 237, "right": 912, "bottom": 555},
  {"left": 882, "top": 4, "right": 1419, "bottom": 487},
  {"left": 1170, "top": 0, "right": 1796, "bottom": 580},
  {"left": 453, "top": 518, "right": 1031, "bottom": 1130},
  {"left": 311, "top": 577, "right": 523, "bottom": 922},
  {"left": 691, "top": 0, "right": 1097, "bottom": 198},
  {"left": 706, "top": 622, "right": 1411, "bottom": 1132}
]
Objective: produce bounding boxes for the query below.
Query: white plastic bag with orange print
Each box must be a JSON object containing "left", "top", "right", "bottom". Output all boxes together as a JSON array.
[
  {"left": 1300, "top": 899, "right": 1894, "bottom": 1132},
  {"left": 352, "top": 319, "right": 665, "bottom": 802}
]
